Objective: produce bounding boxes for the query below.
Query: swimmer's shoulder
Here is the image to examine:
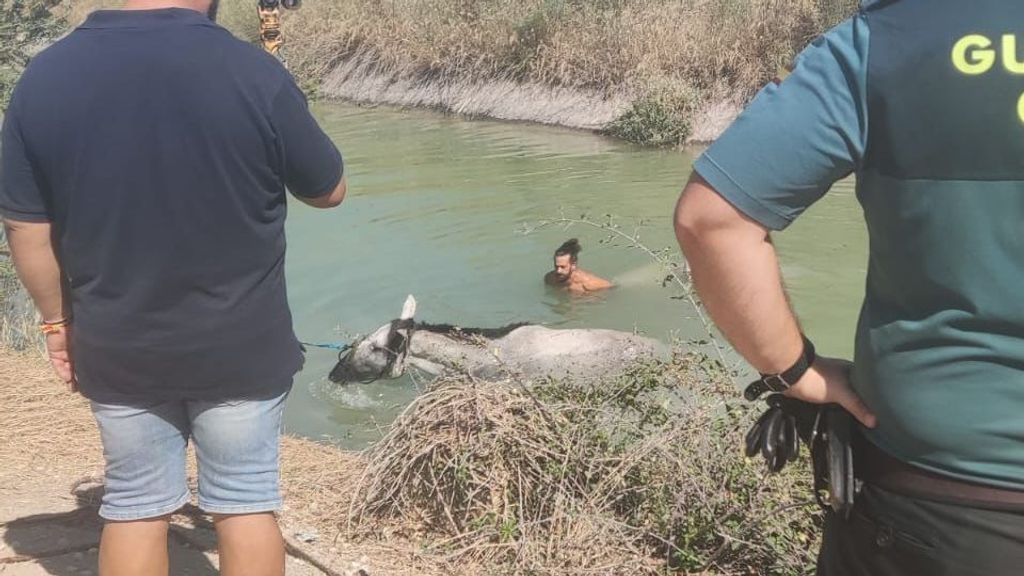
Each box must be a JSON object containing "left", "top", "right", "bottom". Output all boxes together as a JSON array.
[{"left": 577, "top": 269, "right": 614, "bottom": 291}]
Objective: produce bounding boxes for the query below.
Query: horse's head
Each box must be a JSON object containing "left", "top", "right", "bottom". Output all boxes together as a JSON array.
[{"left": 328, "top": 295, "right": 417, "bottom": 384}]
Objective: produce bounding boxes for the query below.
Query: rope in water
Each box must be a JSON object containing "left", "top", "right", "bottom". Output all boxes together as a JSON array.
[{"left": 300, "top": 341, "right": 351, "bottom": 352}]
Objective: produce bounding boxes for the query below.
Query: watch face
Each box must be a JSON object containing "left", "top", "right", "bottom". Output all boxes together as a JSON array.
[{"left": 763, "top": 374, "right": 789, "bottom": 392}]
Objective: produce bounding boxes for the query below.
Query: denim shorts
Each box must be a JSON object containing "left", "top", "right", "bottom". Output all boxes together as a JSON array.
[{"left": 90, "top": 390, "right": 289, "bottom": 521}]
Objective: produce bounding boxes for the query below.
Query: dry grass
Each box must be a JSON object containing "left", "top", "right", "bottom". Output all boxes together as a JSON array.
[
  {"left": 0, "top": 242, "right": 43, "bottom": 353},
  {"left": 279, "top": 436, "right": 454, "bottom": 575},
  {"left": 285, "top": 0, "right": 855, "bottom": 95},
  {"left": 60, "top": 0, "right": 257, "bottom": 38},
  {"left": 0, "top": 351, "right": 102, "bottom": 484},
  {"left": 283, "top": 0, "right": 857, "bottom": 142}
]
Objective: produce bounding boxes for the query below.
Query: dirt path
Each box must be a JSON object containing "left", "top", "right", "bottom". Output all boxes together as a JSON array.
[{"left": 0, "top": 351, "right": 440, "bottom": 576}]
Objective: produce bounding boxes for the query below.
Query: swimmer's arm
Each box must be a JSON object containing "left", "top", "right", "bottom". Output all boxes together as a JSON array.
[{"left": 544, "top": 271, "right": 559, "bottom": 285}]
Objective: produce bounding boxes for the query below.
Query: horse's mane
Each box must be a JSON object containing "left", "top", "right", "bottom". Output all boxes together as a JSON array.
[{"left": 416, "top": 322, "right": 530, "bottom": 340}]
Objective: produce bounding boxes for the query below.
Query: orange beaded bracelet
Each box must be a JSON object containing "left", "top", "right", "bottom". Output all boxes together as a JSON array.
[{"left": 40, "top": 318, "right": 71, "bottom": 335}]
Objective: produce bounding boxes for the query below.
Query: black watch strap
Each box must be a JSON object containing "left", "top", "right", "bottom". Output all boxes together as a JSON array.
[{"left": 744, "top": 336, "right": 816, "bottom": 401}]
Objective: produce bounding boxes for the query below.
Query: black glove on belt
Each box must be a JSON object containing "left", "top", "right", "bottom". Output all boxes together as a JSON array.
[
  {"left": 745, "top": 393, "right": 857, "bottom": 518},
  {"left": 745, "top": 393, "right": 818, "bottom": 472}
]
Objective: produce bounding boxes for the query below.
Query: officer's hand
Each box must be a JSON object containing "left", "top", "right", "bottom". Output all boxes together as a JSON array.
[{"left": 783, "top": 356, "right": 876, "bottom": 428}]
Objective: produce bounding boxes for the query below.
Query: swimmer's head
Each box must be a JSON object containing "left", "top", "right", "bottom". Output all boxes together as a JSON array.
[{"left": 553, "top": 238, "right": 581, "bottom": 281}]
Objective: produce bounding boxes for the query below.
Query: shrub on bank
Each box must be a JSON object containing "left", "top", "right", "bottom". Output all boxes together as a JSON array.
[
  {"left": 347, "top": 353, "right": 820, "bottom": 574},
  {"left": 605, "top": 83, "right": 699, "bottom": 147}
]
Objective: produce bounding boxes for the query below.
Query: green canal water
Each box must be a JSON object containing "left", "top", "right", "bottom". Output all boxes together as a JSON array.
[{"left": 282, "top": 102, "right": 868, "bottom": 448}]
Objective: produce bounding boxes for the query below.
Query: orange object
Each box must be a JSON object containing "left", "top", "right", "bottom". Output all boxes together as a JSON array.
[{"left": 40, "top": 318, "right": 71, "bottom": 335}]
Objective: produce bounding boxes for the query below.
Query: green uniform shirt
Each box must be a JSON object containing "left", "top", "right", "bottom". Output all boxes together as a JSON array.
[{"left": 695, "top": 0, "right": 1024, "bottom": 489}]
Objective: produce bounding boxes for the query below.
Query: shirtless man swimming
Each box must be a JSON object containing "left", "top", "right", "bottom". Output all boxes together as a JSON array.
[{"left": 544, "top": 239, "right": 613, "bottom": 294}]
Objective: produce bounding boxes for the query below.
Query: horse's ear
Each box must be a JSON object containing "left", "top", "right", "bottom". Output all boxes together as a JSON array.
[{"left": 401, "top": 295, "right": 417, "bottom": 320}]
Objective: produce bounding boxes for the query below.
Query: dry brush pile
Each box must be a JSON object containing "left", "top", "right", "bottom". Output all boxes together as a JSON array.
[{"left": 344, "top": 352, "right": 821, "bottom": 575}]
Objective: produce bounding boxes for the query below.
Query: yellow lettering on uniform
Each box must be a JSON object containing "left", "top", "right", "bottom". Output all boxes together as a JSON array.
[
  {"left": 1003, "top": 35, "right": 1024, "bottom": 74},
  {"left": 1017, "top": 91, "right": 1024, "bottom": 124},
  {"left": 952, "top": 34, "right": 995, "bottom": 75}
]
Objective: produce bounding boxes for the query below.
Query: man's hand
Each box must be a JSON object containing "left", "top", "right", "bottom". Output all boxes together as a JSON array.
[
  {"left": 785, "top": 356, "right": 876, "bottom": 428},
  {"left": 45, "top": 327, "right": 77, "bottom": 392}
]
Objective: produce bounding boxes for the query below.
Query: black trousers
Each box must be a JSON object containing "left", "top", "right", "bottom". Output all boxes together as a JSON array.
[{"left": 818, "top": 483, "right": 1024, "bottom": 575}]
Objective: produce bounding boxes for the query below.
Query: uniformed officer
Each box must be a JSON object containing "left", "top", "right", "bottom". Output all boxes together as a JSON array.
[{"left": 675, "top": 1, "right": 1024, "bottom": 573}]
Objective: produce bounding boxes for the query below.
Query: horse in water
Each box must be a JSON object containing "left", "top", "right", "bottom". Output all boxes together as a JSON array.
[{"left": 328, "top": 295, "right": 666, "bottom": 384}]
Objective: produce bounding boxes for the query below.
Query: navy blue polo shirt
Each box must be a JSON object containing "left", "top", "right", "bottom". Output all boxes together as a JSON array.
[{"left": 0, "top": 8, "right": 343, "bottom": 402}]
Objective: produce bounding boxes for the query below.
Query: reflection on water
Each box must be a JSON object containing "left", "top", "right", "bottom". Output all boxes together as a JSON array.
[{"left": 283, "top": 102, "right": 867, "bottom": 449}]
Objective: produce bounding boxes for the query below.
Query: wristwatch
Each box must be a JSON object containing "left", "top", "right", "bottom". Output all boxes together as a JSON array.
[{"left": 743, "top": 335, "right": 816, "bottom": 401}]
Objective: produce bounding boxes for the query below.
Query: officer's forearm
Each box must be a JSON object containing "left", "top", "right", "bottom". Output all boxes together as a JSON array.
[
  {"left": 674, "top": 176, "right": 805, "bottom": 374},
  {"left": 4, "top": 219, "right": 68, "bottom": 323}
]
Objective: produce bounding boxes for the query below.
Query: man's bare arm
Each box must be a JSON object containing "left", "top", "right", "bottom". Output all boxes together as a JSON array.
[
  {"left": 5, "top": 218, "right": 76, "bottom": 387},
  {"left": 674, "top": 175, "right": 803, "bottom": 372},
  {"left": 296, "top": 175, "right": 347, "bottom": 209},
  {"left": 4, "top": 219, "right": 67, "bottom": 322},
  {"left": 674, "top": 174, "right": 875, "bottom": 427}
]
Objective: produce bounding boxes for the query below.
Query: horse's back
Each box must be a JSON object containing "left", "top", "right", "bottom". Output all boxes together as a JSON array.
[{"left": 495, "top": 325, "right": 664, "bottom": 380}]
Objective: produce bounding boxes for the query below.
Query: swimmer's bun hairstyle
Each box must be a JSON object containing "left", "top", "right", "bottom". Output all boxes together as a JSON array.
[{"left": 555, "top": 238, "right": 582, "bottom": 260}]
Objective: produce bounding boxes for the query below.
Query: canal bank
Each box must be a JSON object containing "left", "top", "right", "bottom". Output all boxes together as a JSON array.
[{"left": 0, "top": 347, "right": 821, "bottom": 575}]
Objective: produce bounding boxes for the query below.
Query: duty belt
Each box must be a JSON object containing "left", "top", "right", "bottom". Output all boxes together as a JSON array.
[{"left": 854, "top": 433, "right": 1024, "bottom": 512}]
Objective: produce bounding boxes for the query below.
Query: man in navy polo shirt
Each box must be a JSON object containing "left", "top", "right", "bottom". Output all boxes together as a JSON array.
[
  {"left": 0, "top": 0, "right": 346, "bottom": 573},
  {"left": 677, "top": 0, "right": 1024, "bottom": 573}
]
